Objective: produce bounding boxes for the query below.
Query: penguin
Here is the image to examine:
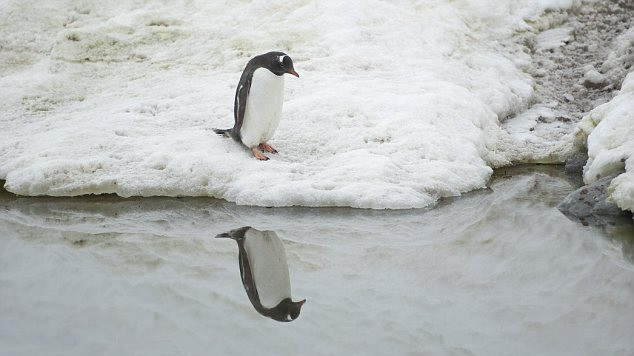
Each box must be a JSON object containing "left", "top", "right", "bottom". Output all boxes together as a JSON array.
[
  {"left": 215, "top": 226, "right": 306, "bottom": 322},
  {"left": 213, "top": 51, "right": 299, "bottom": 161}
]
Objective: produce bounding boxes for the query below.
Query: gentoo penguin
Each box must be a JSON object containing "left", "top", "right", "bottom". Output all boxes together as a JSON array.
[
  {"left": 215, "top": 226, "right": 305, "bottom": 322},
  {"left": 213, "top": 51, "right": 299, "bottom": 160}
]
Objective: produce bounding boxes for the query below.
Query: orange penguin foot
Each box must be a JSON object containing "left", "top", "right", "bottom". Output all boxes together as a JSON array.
[
  {"left": 251, "top": 147, "right": 269, "bottom": 161},
  {"left": 258, "top": 143, "right": 278, "bottom": 154}
]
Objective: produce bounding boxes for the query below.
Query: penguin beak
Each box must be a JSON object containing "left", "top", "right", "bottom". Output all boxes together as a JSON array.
[
  {"left": 298, "top": 299, "right": 306, "bottom": 306},
  {"left": 287, "top": 69, "right": 300, "bottom": 78}
]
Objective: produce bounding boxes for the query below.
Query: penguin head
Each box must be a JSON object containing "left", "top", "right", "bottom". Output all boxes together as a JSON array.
[
  {"left": 287, "top": 298, "right": 306, "bottom": 321},
  {"left": 270, "top": 298, "right": 306, "bottom": 322},
  {"left": 267, "top": 52, "right": 299, "bottom": 78}
]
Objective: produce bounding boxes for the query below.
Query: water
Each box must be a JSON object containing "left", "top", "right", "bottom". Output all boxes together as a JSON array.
[{"left": 1, "top": 166, "right": 633, "bottom": 356}]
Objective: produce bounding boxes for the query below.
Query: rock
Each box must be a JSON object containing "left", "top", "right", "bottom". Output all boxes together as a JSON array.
[
  {"left": 563, "top": 93, "right": 575, "bottom": 102},
  {"left": 582, "top": 65, "right": 608, "bottom": 88},
  {"left": 564, "top": 151, "right": 588, "bottom": 175},
  {"left": 537, "top": 115, "right": 555, "bottom": 123},
  {"left": 557, "top": 172, "right": 630, "bottom": 226}
]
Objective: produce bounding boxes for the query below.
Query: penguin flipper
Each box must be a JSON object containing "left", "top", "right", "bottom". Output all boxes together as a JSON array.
[{"left": 233, "top": 74, "right": 253, "bottom": 141}]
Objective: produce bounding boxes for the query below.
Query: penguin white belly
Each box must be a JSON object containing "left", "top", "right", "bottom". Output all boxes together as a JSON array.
[
  {"left": 240, "top": 68, "right": 285, "bottom": 148},
  {"left": 243, "top": 229, "right": 291, "bottom": 309}
]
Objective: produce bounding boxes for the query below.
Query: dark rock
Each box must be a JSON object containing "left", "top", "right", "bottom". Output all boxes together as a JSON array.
[
  {"left": 564, "top": 151, "right": 588, "bottom": 175},
  {"left": 557, "top": 172, "right": 630, "bottom": 226}
]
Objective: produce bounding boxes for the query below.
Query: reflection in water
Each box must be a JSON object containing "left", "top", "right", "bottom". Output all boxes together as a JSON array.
[
  {"left": 216, "top": 226, "right": 305, "bottom": 322},
  {"left": 1, "top": 168, "right": 634, "bottom": 354},
  {"left": 558, "top": 212, "right": 634, "bottom": 263}
]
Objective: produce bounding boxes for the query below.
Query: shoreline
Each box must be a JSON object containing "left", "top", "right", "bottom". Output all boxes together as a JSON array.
[{"left": 1, "top": 164, "right": 576, "bottom": 205}]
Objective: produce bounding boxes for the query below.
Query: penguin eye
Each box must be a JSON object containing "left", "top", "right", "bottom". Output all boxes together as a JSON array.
[{"left": 277, "top": 55, "right": 285, "bottom": 67}]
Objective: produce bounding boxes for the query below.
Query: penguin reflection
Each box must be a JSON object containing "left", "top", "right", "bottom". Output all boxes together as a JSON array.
[{"left": 216, "top": 227, "right": 305, "bottom": 322}]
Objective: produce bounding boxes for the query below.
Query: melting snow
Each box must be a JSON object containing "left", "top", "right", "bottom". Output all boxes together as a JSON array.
[{"left": 0, "top": 0, "right": 598, "bottom": 208}]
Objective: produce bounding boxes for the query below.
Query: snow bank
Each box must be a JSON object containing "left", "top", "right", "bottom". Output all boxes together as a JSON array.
[
  {"left": 576, "top": 72, "right": 634, "bottom": 213},
  {"left": 0, "top": 0, "right": 582, "bottom": 208},
  {"left": 575, "top": 26, "right": 634, "bottom": 214}
]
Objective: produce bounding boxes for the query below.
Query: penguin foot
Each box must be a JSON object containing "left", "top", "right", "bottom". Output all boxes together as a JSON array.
[
  {"left": 251, "top": 147, "right": 269, "bottom": 161},
  {"left": 258, "top": 143, "right": 278, "bottom": 154}
]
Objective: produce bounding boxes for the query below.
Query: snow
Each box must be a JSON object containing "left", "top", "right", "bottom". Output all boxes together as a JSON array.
[
  {"left": 576, "top": 71, "right": 634, "bottom": 213},
  {"left": 601, "top": 25, "right": 634, "bottom": 86},
  {"left": 0, "top": 0, "right": 587, "bottom": 208}
]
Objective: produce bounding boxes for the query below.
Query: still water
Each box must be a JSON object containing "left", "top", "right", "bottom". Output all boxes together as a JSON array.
[{"left": 1, "top": 166, "right": 633, "bottom": 356}]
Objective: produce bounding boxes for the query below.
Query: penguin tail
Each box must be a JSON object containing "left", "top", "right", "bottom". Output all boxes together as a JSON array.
[
  {"left": 215, "top": 232, "right": 232, "bottom": 239},
  {"left": 213, "top": 128, "right": 231, "bottom": 137}
]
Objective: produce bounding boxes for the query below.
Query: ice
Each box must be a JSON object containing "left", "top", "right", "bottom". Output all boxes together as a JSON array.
[
  {"left": 535, "top": 25, "right": 574, "bottom": 50},
  {"left": 0, "top": 0, "right": 587, "bottom": 208},
  {"left": 576, "top": 72, "right": 634, "bottom": 213},
  {"left": 501, "top": 104, "right": 575, "bottom": 163}
]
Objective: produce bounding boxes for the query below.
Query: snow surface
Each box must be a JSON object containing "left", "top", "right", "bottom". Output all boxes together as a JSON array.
[
  {"left": 0, "top": 0, "right": 587, "bottom": 208},
  {"left": 577, "top": 71, "right": 634, "bottom": 213}
]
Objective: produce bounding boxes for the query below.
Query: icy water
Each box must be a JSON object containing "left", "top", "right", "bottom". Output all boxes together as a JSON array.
[{"left": 1, "top": 166, "right": 633, "bottom": 356}]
